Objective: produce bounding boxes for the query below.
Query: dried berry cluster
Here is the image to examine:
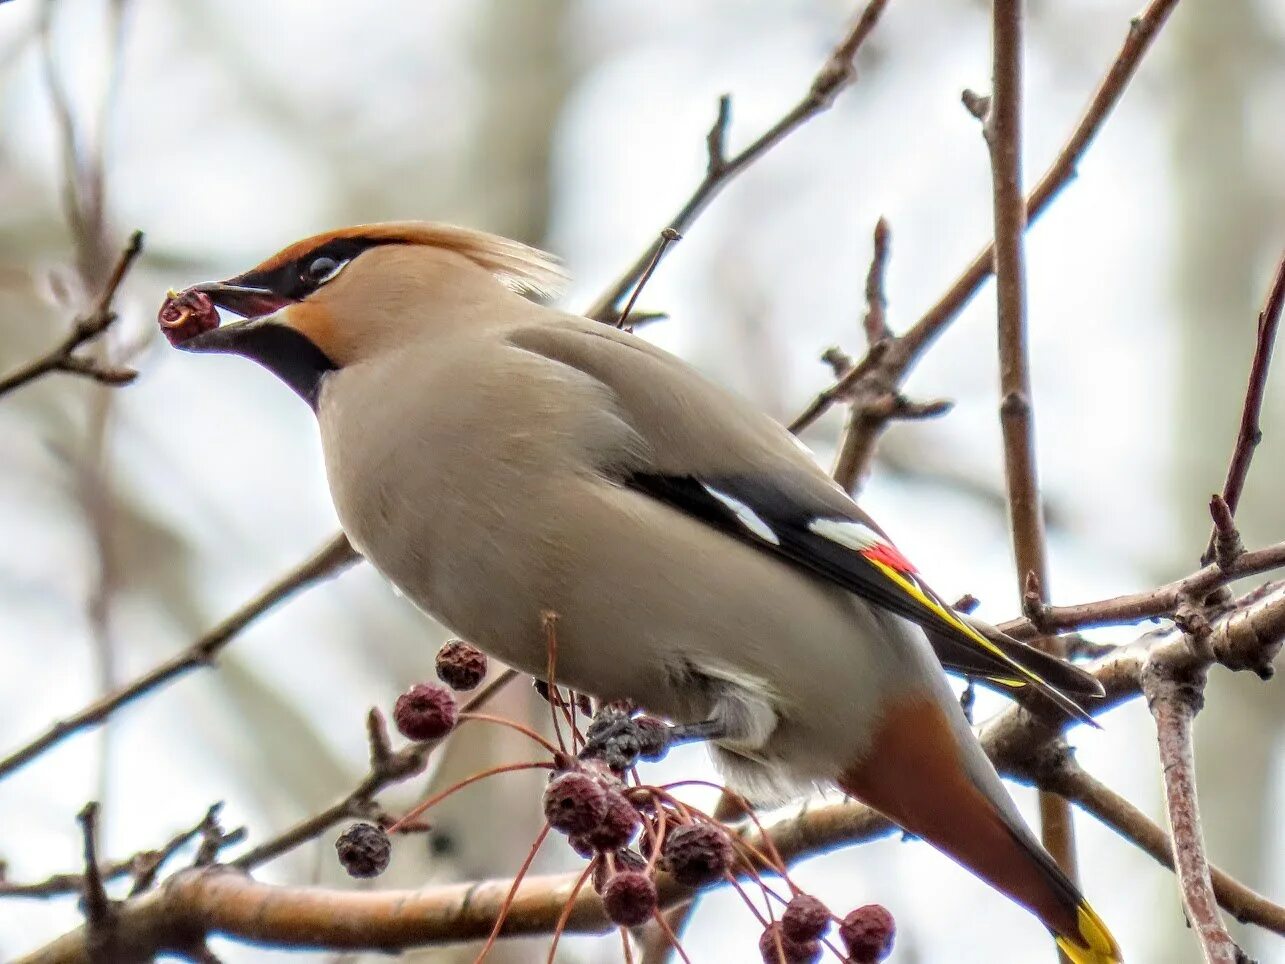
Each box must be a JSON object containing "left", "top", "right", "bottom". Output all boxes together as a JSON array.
[{"left": 333, "top": 687, "right": 895, "bottom": 963}]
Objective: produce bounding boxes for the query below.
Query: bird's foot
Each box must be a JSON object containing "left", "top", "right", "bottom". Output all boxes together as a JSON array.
[{"left": 579, "top": 706, "right": 720, "bottom": 773}]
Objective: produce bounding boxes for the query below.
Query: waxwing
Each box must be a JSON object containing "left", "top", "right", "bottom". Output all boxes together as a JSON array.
[{"left": 165, "top": 222, "right": 1120, "bottom": 963}]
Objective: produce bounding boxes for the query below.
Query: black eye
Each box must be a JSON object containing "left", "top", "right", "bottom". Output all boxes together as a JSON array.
[{"left": 303, "top": 256, "right": 345, "bottom": 286}]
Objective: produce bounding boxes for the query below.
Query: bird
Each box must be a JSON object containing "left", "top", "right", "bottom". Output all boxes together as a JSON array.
[{"left": 168, "top": 221, "right": 1121, "bottom": 962}]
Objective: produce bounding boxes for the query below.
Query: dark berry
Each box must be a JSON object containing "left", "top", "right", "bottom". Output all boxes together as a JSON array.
[
  {"left": 758, "top": 921, "right": 821, "bottom": 963},
  {"left": 434, "top": 639, "right": 487, "bottom": 690},
  {"left": 781, "top": 894, "right": 830, "bottom": 942},
  {"left": 839, "top": 904, "right": 896, "bottom": 963},
  {"left": 601, "top": 870, "right": 658, "bottom": 927},
  {"left": 661, "top": 823, "right": 734, "bottom": 886},
  {"left": 592, "top": 848, "right": 647, "bottom": 893},
  {"left": 157, "top": 288, "right": 219, "bottom": 347},
  {"left": 335, "top": 822, "right": 390, "bottom": 878},
  {"left": 393, "top": 683, "right": 458, "bottom": 741},
  {"left": 542, "top": 771, "right": 608, "bottom": 835},
  {"left": 585, "top": 790, "right": 641, "bottom": 850},
  {"left": 567, "top": 832, "right": 597, "bottom": 860}
]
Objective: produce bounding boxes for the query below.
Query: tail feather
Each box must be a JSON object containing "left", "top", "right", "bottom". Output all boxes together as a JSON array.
[{"left": 840, "top": 694, "right": 1122, "bottom": 962}]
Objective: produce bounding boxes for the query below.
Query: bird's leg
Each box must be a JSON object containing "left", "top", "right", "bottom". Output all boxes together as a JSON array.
[
  {"left": 659, "top": 718, "right": 727, "bottom": 747},
  {"left": 579, "top": 711, "right": 727, "bottom": 771}
]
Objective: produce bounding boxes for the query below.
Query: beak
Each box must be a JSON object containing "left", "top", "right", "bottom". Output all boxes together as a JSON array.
[
  {"left": 163, "top": 280, "right": 336, "bottom": 409},
  {"left": 193, "top": 281, "right": 294, "bottom": 319},
  {"left": 178, "top": 282, "right": 296, "bottom": 354}
]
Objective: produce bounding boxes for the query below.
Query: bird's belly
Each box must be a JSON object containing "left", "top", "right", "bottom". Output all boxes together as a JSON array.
[{"left": 326, "top": 431, "right": 922, "bottom": 783}]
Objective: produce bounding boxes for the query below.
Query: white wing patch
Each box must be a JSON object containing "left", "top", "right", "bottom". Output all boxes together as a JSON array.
[
  {"left": 703, "top": 485, "right": 781, "bottom": 545},
  {"left": 807, "top": 517, "right": 883, "bottom": 551}
]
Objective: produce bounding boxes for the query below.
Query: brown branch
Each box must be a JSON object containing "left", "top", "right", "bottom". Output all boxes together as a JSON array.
[
  {"left": 1207, "top": 494, "right": 1245, "bottom": 571},
  {"left": 0, "top": 231, "right": 143, "bottom": 398},
  {"left": 75, "top": 804, "right": 110, "bottom": 933},
  {"left": 787, "top": 0, "right": 1181, "bottom": 466},
  {"left": 1, "top": 804, "right": 239, "bottom": 900},
  {"left": 1142, "top": 658, "right": 1238, "bottom": 963},
  {"left": 984, "top": 0, "right": 1080, "bottom": 896},
  {"left": 23, "top": 584, "right": 1285, "bottom": 963},
  {"left": 1036, "top": 759, "right": 1285, "bottom": 937},
  {"left": 787, "top": 338, "right": 891, "bottom": 434},
  {"left": 0, "top": 533, "right": 359, "bottom": 782},
  {"left": 832, "top": 219, "right": 901, "bottom": 493},
  {"left": 900, "top": 0, "right": 1180, "bottom": 358},
  {"left": 616, "top": 228, "right": 681, "bottom": 330},
  {"left": 586, "top": 0, "right": 890, "bottom": 322},
  {"left": 1202, "top": 252, "right": 1285, "bottom": 564},
  {"left": 230, "top": 669, "right": 519, "bottom": 871},
  {"left": 997, "top": 539, "right": 1285, "bottom": 644}
]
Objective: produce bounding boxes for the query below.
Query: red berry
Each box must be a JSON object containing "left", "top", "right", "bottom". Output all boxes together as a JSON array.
[
  {"left": 334, "top": 822, "right": 390, "bottom": 878},
  {"left": 758, "top": 921, "right": 821, "bottom": 963},
  {"left": 781, "top": 894, "right": 829, "bottom": 942},
  {"left": 157, "top": 289, "right": 220, "bottom": 347},
  {"left": 591, "top": 848, "right": 647, "bottom": 893},
  {"left": 393, "top": 683, "right": 457, "bottom": 741},
  {"left": 435, "top": 639, "right": 487, "bottom": 690},
  {"left": 839, "top": 904, "right": 895, "bottom": 963},
  {"left": 542, "top": 771, "right": 608, "bottom": 835},
  {"left": 601, "top": 870, "right": 658, "bottom": 927},
  {"left": 584, "top": 790, "right": 641, "bottom": 851},
  {"left": 661, "top": 823, "right": 734, "bottom": 886}
]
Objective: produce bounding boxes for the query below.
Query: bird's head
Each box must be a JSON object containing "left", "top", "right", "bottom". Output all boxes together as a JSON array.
[{"left": 162, "top": 221, "right": 566, "bottom": 406}]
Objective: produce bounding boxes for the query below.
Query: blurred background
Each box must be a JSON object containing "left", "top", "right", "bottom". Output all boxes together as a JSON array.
[{"left": 1, "top": 0, "right": 1282, "bottom": 961}]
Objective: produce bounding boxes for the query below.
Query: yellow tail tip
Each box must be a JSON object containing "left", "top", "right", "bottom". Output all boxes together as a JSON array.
[{"left": 1054, "top": 902, "right": 1122, "bottom": 964}]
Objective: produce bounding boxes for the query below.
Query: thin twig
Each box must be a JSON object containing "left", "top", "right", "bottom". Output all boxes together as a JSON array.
[
  {"left": 985, "top": 0, "right": 1079, "bottom": 895},
  {"left": 786, "top": 0, "right": 1182, "bottom": 463},
  {"left": 1142, "top": 660, "right": 1238, "bottom": 963},
  {"left": 1, "top": 804, "right": 237, "bottom": 900},
  {"left": 75, "top": 804, "right": 110, "bottom": 931},
  {"left": 0, "top": 231, "right": 144, "bottom": 398},
  {"left": 1041, "top": 761, "right": 1285, "bottom": 936},
  {"left": 832, "top": 218, "right": 898, "bottom": 492},
  {"left": 231, "top": 669, "right": 519, "bottom": 870},
  {"left": 1202, "top": 252, "right": 1285, "bottom": 564},
  {"left": 616, "top": 228, "right": 681, "bottom": 330},
  {"left": 998, "top": 539, "right": 1285, "bottom": 640},
  {"left": 586, "top": 0, "right": 891, "bottom": 322},
  {"left": 0, "top": 533, "right": 359, "bottom": 782},
  {"left": 1207, "top": 494, "right": 1245, "bottom": 571}
]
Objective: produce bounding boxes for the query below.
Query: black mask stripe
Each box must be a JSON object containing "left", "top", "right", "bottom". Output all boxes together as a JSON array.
[{"left": 232, "top": 236, "right": 401, "bottom": 302}]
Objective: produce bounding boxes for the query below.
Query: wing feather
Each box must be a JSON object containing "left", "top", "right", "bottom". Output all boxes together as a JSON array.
[{"left": 627, "top": 473, "right": 1102, "bottom": 725}]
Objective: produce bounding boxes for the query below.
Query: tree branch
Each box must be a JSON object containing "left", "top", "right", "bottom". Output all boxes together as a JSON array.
[
  {"left": 1141, "top": 656, "right": 1238, "bottom": 963},
  {"left": 0, "top": 533, "right": 359, "bottom": 782},
  {"left": 1202, "top": 252, "right": 1285, "bottom": 564},
  {"left": 22, "top": 581, "right": 1285, "bottom": 962},
  {"left": 996, "top": 539, "right": 1285, "bottom": 643},
  {"left": 787, "top": 0, "right": 1181, "bottom": 466},
  {"left": 586, "top": 0, "right": 891, "bottom": 322},
  {"left": 0, "top": 231, "right": 143, "bottom": 398},
  {"left": 983, "top": 0, "right": 1081, "bottom": 897},
  {"left": 0, "top": 804, "right": 240, "bottom": 900},
  {"left": 1040, "top": 760, "right": 1285, "bottom": 937},
  {"left": 229, "top": 670, "right": 519, "bottom": 871}
]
